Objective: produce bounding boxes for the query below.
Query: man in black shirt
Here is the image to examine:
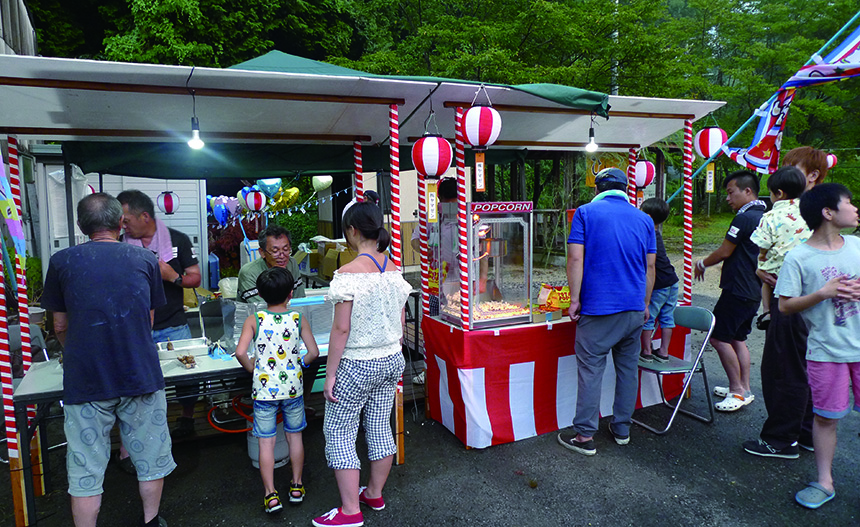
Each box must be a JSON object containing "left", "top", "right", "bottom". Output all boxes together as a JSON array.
[
  {"left": 694, "top": 171, "right": 766, "bottom": 412},
  {"left": 118, "top": 190, "right": 203, "bottom": 441}
]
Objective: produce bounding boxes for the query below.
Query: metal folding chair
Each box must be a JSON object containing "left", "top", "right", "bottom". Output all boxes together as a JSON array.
[{"left": 633, "top": 305, "right": 715, "bottom": 435}]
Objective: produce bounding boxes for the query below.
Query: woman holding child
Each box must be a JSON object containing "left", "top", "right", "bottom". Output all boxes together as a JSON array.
[{"left": 313, "top": 194, "right": 412, "bottom": 527}]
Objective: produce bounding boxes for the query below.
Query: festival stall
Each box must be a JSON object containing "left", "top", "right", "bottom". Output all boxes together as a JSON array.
[
  {"left": 0, "top": 52, "right": 723, "bottom": 524},
  {"left": 405, "top": 96, "right": 717, "bottom": 446}
]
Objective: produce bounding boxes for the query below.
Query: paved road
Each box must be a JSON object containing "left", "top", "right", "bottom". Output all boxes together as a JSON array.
[{"left": 3, "top": 292, "right": 859, "bottom": 526}]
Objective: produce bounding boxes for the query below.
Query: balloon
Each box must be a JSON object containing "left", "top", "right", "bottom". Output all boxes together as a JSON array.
[
  {"left": 236, "top": 190, "right": 248, "bottom": 210},
  {"left": 312, "top": 175, "right": 333, "bottom": 192},
  {"left": 256, "top": 178, "right": 282, "bottom": 198},
  {"left": 241, "top": 186, "right": 251, "bottom": 200},
  {"left": 225, "top": 197, "right": 238, "bottom": 215},
  {"left": 209, "top": 196, "right": 218, "bottom": 213},
  {"left": 282, "top": 187, "right": 300, "bottom": 207},
  {"left": 206, "top": 194, "right": 213, "bottom": 213},
  {"left": 213, "top": 203, "right": 229, "bottom": 226}
]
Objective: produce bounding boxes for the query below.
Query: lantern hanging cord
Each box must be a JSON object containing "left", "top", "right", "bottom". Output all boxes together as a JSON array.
[
  {"left": 470, "top": 84, "right": 493, "bottom": 107},
  {"left": 423, "top": 102, "right": 442, "bottom": 135},
  {"left": 708, "top": 113, "right": 721, "bottom": 128}
]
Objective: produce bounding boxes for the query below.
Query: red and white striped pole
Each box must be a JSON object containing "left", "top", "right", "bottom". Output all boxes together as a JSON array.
[
  {"left": 417, "top": 172, "right": 429, "bottom": 315},
  {"left": 388, "top": 105, "right": 402, "bottom": 269},
  {"left": 682, "top": 120, "right": 694, "bottom": 305},
  {"left": 455, "top": 108, "right": 469, "bottom": 328},
  {"left": 0, "top": 256, "right": 17, "bottom": 459},
  {"left": 8, "top": 138, "right": 31, "bottom": 373},
  {"left": 353, "top": 140, "right": 363, "bottom": 200},
  {"left": 627, "top": 148, "right": 638, "bottom": 205}
]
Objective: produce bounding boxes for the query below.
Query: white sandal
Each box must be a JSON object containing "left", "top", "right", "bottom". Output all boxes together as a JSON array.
[
  {"left": 714, "top": 393, "right": 754, "bottom": 412},
  {"left": 713, "top": 386, "right": 730, "bottom": 398}
]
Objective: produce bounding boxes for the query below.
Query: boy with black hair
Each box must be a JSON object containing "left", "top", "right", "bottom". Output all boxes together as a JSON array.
[
  {"left": 773, "top": 183, "right": 860, "bottom": 509},
  {"left": 751, "top": 166, "right": 811, "bottom": 330},
  {"left": 695, "top": 170, "right": 766, "bottom": 412},
  {"left": 639, "top": 198, "right": 679, "bottom": 363},
  {"left": 235, "top": 268, "right": 320, "bottom": 514}
]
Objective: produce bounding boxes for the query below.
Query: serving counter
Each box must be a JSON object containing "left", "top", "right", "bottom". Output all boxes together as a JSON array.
[{"left": 423, "top": 316, "right": 689, "bottom": 448}]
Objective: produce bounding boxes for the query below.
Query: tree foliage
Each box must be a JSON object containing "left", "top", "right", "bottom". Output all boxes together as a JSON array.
[{"left": 25, "top": 0, "right": 860, "bottom": 194}]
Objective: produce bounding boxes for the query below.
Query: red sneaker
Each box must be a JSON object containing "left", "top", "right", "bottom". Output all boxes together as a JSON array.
[
  {"left": 358, "top": 486, "right": 385, "bottom": 511},
  {"left": 311, "top": 508, "right": 364, "bottom": 527}
]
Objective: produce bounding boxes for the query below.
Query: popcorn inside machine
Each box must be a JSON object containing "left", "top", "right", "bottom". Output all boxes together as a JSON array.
[{"left": 439, "top": 202, "right": 533, "bottom": 329}]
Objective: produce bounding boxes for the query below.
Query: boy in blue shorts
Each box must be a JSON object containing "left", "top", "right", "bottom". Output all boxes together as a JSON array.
[
  {"left": 775, "top": 183, "right": 860, "bottom": 509},
  {"left": 639, "top": 198, "right": 679, "bottom": 363},
  {"left": 236, "top": 267, "right": 320, "bottom": 513}
]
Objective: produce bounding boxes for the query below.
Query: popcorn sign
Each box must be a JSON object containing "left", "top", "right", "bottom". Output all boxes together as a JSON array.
[{"left": 471, "top": 202, "right": 533, "bottom": 214}]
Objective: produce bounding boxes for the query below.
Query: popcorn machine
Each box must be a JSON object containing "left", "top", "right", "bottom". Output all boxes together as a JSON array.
[{"left": 439, "top": 202, "right": 533, "bottom": 329}]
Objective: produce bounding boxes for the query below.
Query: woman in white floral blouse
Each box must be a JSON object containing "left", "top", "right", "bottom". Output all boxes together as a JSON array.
[{"left": 313, "top": 196, "right": 412, "bottom": 527}]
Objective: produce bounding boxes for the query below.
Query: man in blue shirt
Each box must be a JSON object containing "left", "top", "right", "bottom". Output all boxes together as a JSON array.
[
  {"left": 42, "top": 193, "right": 175, "bottom": 527},
  {"left": 558, "top": 168, "right": 656, "bottom": 456}
]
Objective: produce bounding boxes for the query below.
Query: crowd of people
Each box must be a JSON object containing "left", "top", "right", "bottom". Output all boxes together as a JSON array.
[
  {"left": 39, "top": 144, "right": 859, "bottom": 525},
  {"left": 42, "top": 191, "right": 411, "bottom": 527},
  {"left": 558, "top": 147, "right": 860, "bottom": 512}
]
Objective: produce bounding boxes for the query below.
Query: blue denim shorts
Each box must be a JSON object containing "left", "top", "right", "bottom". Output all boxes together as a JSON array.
[
  {"left": 644, "top": 283, "right": 678, "bottom": 331},
  {"left": 152, "top": 324, "right": 192, "bottom": 344},
  {"left": 253, "top": 397, "right": 306, "bottom": 437}
]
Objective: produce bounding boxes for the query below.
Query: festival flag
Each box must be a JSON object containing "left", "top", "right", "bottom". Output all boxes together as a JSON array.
[
  {"left": 782, "top": 24, "right": 860, "bottom": 89},
  {"left": 0, "top": 161, "right": 25, "bottom": 258},
  {"left": 723, "top": 21, "right": 860, "bottom": 174},
  {"left": 722, "top": 88, "right": 796, "bottom": 175}
]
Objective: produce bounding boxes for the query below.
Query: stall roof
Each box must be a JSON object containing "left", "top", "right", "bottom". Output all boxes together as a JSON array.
[{"left": 0, "top": 53, "right": 724, "bottom": 177}]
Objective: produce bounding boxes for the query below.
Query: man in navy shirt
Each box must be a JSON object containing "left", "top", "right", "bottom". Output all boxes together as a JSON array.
[
  {"left": 558, "top": 168, "right": 656, "bottom": 456},
  {"left": 42, "top": 193, "right": 175, "bottom": 527},
  {"left": 695, "top": 170, "right": 766, "bottom": 412}
]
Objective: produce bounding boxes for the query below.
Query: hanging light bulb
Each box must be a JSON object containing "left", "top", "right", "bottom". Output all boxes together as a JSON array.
[
  {"left": 186, "top": 67, "right": 204, "bottom": 150},
  {"left": 585, "top": 126, "right": 598, "bottom": 153},
  {"left": 188, "top": 116, "right": 204, "bottom": 150}
]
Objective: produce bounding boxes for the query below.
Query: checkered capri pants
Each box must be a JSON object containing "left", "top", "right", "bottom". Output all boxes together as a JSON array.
[{"left": 324, "top": 352, "right": 405, "bottom": 470}]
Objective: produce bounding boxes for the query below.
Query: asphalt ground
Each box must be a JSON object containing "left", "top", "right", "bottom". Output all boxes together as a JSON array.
[{"left": 3, "top": 290, "right": 859, "bottom": 526}]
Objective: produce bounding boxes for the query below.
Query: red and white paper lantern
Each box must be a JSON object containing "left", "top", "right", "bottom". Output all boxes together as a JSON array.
[
  {"left": 157, "top": 191, "right": 180, "bottom": 215},
  {"left": 85, "top": 184, "right": 96, "bottom": 195},
  {"left": 244, "top": 190, "right": 267, "bottom": 212},
  {"left": 827, "top": 153, "right": 838, "bottom": 169},
  {"left": 411, "top": 135, "right": 453, "bottom": 178},
  {"left": 460, "top": 105, "right": 502, "bottom": 150},
  {"left": 694, "top": 127, "right": 728, "bottom": 159},
  {"left": 634, "top": 160, "right": 656, "bottom": 187}
]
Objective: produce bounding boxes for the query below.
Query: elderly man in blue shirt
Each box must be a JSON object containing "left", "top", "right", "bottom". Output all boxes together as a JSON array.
[{"left": 558, "top": 168, "right": 656, "bottom": 456}]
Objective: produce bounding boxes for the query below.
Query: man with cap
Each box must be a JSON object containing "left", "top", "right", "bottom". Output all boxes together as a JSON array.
[{"left": 558, "top": 167, "right": 656, "bottom": 456}]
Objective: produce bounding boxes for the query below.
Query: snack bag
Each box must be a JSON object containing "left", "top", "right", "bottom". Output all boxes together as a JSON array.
[{"left": 537, "top": 283, "right": 554, "bottom": 308}]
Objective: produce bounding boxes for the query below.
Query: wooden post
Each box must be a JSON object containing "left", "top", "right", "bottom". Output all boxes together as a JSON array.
[
  {"left": 394, "top": 377, "right": 405, "bottom": 465},
  {"left": 562, "top": 152, "right": 576, "bottom": 210}
]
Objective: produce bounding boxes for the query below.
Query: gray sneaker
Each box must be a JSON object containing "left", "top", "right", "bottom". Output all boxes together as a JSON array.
[{"left": 558, "top": 431, "right": 596, "bottom": 456}]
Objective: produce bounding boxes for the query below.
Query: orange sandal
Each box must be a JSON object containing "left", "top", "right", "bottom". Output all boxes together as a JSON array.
[
  {"left": 264, "top": 491, "right": 283, "bottom": 513},
  {"left": 289, "top": 482, "right": 305, "bottom": 504}
]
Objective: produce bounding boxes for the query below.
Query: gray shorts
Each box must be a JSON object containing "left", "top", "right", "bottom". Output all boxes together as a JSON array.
[{"left": 64, "top": 390, "right": 177, "bottom": 497}]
